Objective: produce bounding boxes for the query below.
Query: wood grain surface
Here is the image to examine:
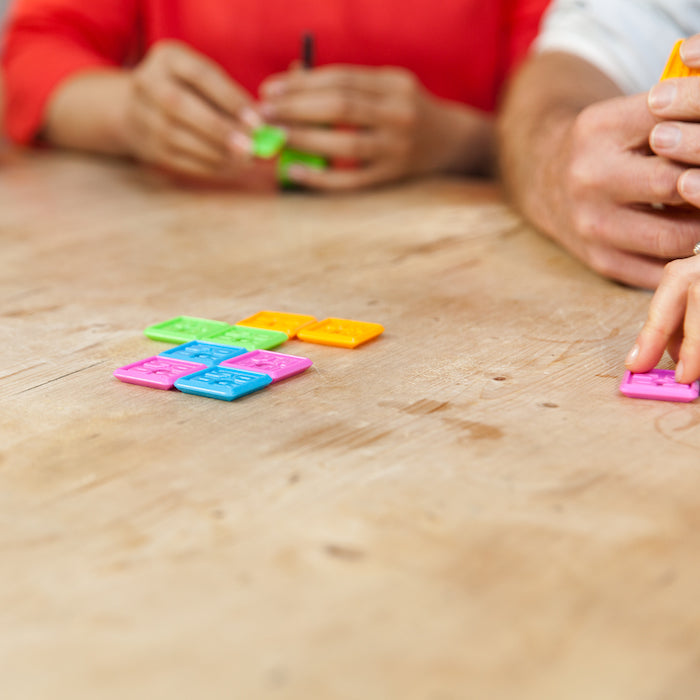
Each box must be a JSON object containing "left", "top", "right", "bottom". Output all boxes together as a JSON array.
[{"left": 1, "top": 151, "right": 699, "bottom": 700}]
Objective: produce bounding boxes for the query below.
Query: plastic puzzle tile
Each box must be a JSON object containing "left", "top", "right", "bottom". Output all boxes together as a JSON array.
[
  {"left": 661, "top": 40, "right": 700, "bottom": 80},
  {"left": 619, "top": 369, "right": 699, "bottom": 402},
  {"left": 159, "top": 340, "right": 248, "bottom": 367},
  {"left": 113, "top": 356, "right": 207, "bottom": 390},
  {"left": 237, "top": 311, "right": 316, "bottom": 338},
  {"left": 277, "top": 148, "right": 327, "bottom": 187},
  {"left": 204, "top": 324, "right": 288, "bottom": 350},
  {"left": 174, "top": 366, "right": 272, "bottom": 401},
  {"left": 252, "top": 125, "right": 287, "bottom": 158},
  {"left": 144, "top": 316, "right": 229, "bottom": 344},
  {"left": 220, "top": 350, "right": 312, "bottom": 382},
  {"left": 296, "top": 317, "right": 384, "bottom": 348}
]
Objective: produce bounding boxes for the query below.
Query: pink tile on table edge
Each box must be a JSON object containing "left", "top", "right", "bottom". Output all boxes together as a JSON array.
[{"left": 619, "top": 369, "right": 699, "bottom": 402}]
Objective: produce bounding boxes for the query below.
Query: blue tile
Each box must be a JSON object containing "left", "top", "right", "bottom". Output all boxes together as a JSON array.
[{"left": 174, "top": 366, "right": 272, "bottom": 401}]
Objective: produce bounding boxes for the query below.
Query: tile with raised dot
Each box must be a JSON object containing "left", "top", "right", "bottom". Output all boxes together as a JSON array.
[
  {"left": 144, "top": 316, "right": 229, "bottom": 344},
  {"left": 237, "top": 311, "right": 316, "bottom": 338},
  {"left": 204, "top": 324, "right": 288, "bottom": 350},
  {"left": 619, "top": 369, "right": 699, "bottom": 402},
  {"left": 220, "top": 350, "right": 312, "bottom": 382},
  {"left": 114, "top": 356, "right": 207, "bottom": 390},
  {"left": 174, "top": 366, "right": 272, "bottom": 401},
  {"left": 159, "top": 340, "right": 247, "bottom": 367},
  {"left": 296, "top": 317, "right": 384, "bottom": 348}
]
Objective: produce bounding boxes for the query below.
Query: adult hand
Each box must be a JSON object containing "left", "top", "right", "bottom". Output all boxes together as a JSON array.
[
  {"left": 626, "top": 255, "right": 700, "bottom": 384},
  {"left": 538, "top": 94, "right": 700, "bottom": 287},
  {"left": 498, "top": 52, "right": 700, "bottom": 290},
  {"left": 123, "top": 40, "right": 262, "bottom": 180},
  {"left": 258, "top": 65, "right": 493, "bottom": 190},
  {"left": 648, "top": 34, "right": 700, "bottom": 208}
]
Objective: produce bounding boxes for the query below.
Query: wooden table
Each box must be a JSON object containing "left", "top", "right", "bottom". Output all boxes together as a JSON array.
[{"left": 2, "top": 151, "right": 699, "bottom": 700}]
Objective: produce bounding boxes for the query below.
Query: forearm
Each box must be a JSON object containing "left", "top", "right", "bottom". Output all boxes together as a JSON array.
[
  {"left": 42, "top": 70, "right": 132, "bottom": 156},
  {"left": 431, "top": 98, "right": 495, "bottom": 177},
  {"left": 497, "top": 52, "right": 622, "bottom": 229}
]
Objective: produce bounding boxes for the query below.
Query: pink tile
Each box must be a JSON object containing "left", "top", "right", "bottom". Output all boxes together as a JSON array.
[
  {"left": 619, "top": 369, "right": 699, "bottom": 402},
  {"left": 220, "top": 350, "right": 312, "bottom": 382},
  {"left": 114, "top": 356, "right": 207, "bottom": 390}
]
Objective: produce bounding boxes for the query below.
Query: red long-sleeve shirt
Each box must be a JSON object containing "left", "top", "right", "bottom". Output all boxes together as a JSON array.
[{"left": 1, "top": 0, "right": 550, "bottom": 144}]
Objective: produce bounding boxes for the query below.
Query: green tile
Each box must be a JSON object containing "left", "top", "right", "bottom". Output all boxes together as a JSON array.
[{"left": 144, "top": 316, "right": 229, "bottom": 344}]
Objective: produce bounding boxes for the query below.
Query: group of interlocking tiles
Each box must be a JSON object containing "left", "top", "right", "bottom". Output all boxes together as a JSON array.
[
  {"left": 114, "top": 311, "right": 384, "bottom": 401},
  {"left": 251, "top": 125, "right": 327, "bottom": 187}
]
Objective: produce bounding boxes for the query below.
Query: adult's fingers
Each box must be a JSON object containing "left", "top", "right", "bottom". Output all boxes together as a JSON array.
[
  {"left": 261, "top": 65, "right": 412, "bottom": 99},
  {"left": 262, "top": 88, "right": 415, "bottom": 129},
  {"left": 577, "top": 239, "right": 666, "bottom": 289},
  {"left": 283, "top": 125, "right": 407, "bottom": 161},
  {"left": 159, "top": 41, "right": 258, "bottom": 122},
  {"left": 648, "top": 76, "right": 700, "bottom": 121},
  {"left": 594, "top": 153, "right": 687, "bottom": 206},
  {"left": 286, "top": 160, "right": 402, "bottom": 191},
  {"left": 574, "top": 202, "right": 700, "bottom": 259},
  {"left": 680, "top": 35, "right": 700, "bottom": 68},
  {"left": 130, "top": 100, "right": 251, "bottom": 173},
  {"left": 650, "top": 121, "right": 700, "bottom": 169},
  {"left": 140, "top": 76, "right": 247, "bottom": 152},
  {"left": 678, "top": 168, "right": 700, "bottom": 208}
]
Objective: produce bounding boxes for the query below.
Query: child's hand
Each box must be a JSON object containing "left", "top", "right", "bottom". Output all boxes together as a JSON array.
[
  {"left": 259, "top": 65, "right": 492, "bottom": 190},
  {"left": 626, "top": 255, "right": 700, "bottom": 383},
  {"left": 123, "top": 41, "right": 261, "bottom": 179}
]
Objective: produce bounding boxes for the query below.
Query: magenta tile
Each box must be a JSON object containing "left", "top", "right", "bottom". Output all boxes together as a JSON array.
[
  {"left": 114, "top": 356, "right": 207, "bottom": 390},
  {"left": 619, "top": 369, "right": 699, "bottom": 403},
  {"left": 220, "top": 349, "right": 312, "bottom": 382}
]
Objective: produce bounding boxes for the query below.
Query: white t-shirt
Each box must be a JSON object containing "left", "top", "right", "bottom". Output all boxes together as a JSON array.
[{"left": 536, "top": 0, "right": 700, "bottom": 94}]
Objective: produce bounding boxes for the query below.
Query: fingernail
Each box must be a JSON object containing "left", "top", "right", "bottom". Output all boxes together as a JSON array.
[
  {"left": 675, "top": 360, "right": 685, "bottom": 382},
  {"left": 239, "top": 107, "right": 262, "bottom": 129},
  {"left": 229, "top": 131, "right": 252, "bottom": 154},
  {"left": 679, "top": 169, "right": 700, "bottom": 198},
  {"left": 260, "top": 102, "right": 276, "bottom": 119},
  {"left": 651, "top": 123, "right": 681, "bottom": 150},
  {"left": 287, "top": 165, "right": 307, "bottom": 181},
  {"left": 681, "top": 38, "right": 700, "bottom": 64},
  {"left": 648, "top": 81, "right": 677, "bottom": 111},
  {"left": 625, "top": 344, "right": 639, "bottom": 366},
  {"left": 263, "top": 80, "right": 286, "bottom": 97}
]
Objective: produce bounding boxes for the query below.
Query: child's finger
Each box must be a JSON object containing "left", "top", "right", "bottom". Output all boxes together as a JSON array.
[
  {"left": 676, "top": 281, "right": 700, "bottom": 382},
  {"left": 667, "top": 326, "right": 684, "bottom": 364},
  {"left": 626, "top": 259, "right": 691, "bottom": 372}
]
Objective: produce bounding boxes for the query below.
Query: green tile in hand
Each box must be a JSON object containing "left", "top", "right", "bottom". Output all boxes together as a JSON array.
[
  {"left": 277, "top": 148, "right": 327, "bottom": 187},
  {"left": 252, "top": 125, "right": 287, "bottom": 159}
]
